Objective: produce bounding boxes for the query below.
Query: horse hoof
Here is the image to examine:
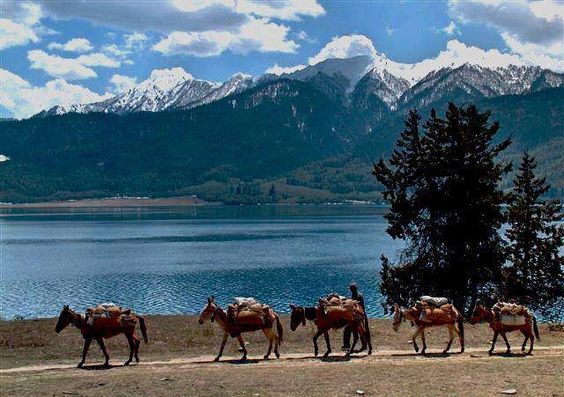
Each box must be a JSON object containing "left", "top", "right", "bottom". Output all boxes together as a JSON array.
[
  {"left": 460, "top": 348, "right": 465, "bottom": 353},
  {"left": 124, "top": 361, "right": 131, "bottom": 366},
  {"left": 442, "top": 350, "right": 448, "bottom": 354},
  {"left": 263, "top": 355, "right": 270, "bottom": 360},
  {"left": 488, "top": 350, "right": 494, "bottom": 355},
  {"left": 275, "top": 352, "right": 280, "bottom": 358},
  {"left": 77, "top": 362, "right": 84, "bottom": 368}
]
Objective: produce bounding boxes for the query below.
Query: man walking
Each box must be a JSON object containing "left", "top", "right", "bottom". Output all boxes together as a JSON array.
[{"left": 342, "top": 283, "right": 370, "bottom": 351}]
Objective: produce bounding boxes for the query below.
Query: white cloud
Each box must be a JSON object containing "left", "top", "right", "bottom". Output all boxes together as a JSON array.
[
  {"left": 449, "top": 0, "right": 563, "bottom": 63},
  {"left": 0, "top": 68, "right": 112, "bottom": 119},
  {"left": 124, "top": 32, "right": 148, "bottom": 50},
  {"left": 153, "top": 17, "right": 298, "bottom": 57},
  {"left": 308, "top": 34, "right": 377, "bottom": 65},
  {"left": 27, "top": 50, "right": 121, "bottom": 80},
  {"left": 265, "top": 63, "right": 306, "bottom": 75},
  {"left": 108, "top": 74, "right": 137, "bottom": 94},
  {"left": 442, "top": 21, "right": 461, "bottom": 36},
  {"left": 48, "top": 38, "right": 93, "bottom": 53},
  {"left": 0, "top": 2, "right": 44, "bottom": 50},
  {"left": 77, "top": 53, "right": 121, "bottom": 68},
  {"left": 0, "top": 17, "right": 39, "bottom": 50},
  {"left": 28, "top": 50, "right": 97, "bottom": 80},
  {"left": 385, "top": 26, "right": 395, "bottom": 36}
]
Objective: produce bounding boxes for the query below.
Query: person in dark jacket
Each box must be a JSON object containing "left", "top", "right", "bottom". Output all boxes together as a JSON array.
[{"left": 342, "top": 283, "right": 370, "bottom": 351}]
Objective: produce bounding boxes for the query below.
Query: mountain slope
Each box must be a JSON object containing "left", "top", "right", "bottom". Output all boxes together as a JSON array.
[{"left": 1, "top": 80, "right": 349, "bottom": 202}]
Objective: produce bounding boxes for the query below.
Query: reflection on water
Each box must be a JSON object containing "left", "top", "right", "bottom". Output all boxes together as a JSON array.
[{"left": 1, "top": 205, "right": 403, "bottom": 319}]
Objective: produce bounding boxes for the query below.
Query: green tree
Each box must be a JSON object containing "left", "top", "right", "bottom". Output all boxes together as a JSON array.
[
  {"left": 373, "top": 103, "right": 511, "bottom": 315},
  {"left": 504, "top": 152, "right": 563, "bottom": 318}
]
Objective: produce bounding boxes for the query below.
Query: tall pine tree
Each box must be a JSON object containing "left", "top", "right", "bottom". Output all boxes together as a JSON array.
[
  {"left": 504, "top": 152, "right": 563, "bottom": 318},
  {"left": 374, "top": 103, "right": 511, "bottom": 315}
]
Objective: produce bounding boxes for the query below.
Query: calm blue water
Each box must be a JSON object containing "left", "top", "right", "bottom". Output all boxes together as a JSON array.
[{"left": 0, "top": 205, "right": 403, "bottom": 319}]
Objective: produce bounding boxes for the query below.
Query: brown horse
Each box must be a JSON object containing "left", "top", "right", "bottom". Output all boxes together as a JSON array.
[
  {"left": 198, "top": 296, "right": 283, "bottom": 362},
  {"left": 392, "top": 303, "right": 464, "bottom": 354},
  {"left": 289, "top": 303, "right": 372, "bottom": 358},
  {"left": 55, "top": 305, "right": 148, "bottom": 368},
  {"left": 470, "top": 303, "right": 539, "bottom": 355}
]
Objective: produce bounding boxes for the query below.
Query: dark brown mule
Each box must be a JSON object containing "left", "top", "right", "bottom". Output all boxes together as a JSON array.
[
  {"left": 392, "top": 303, "right": 464, "bottom": 354},
  {"left": 470, "top": 303, "right": 539, "bottom": 355},
  {"left": 55, "top": 305, "right": 148, "bottom": 368},
  {"left": 198, "top": 296, "right": 283, "bottom": 362},
  {"left": 289, "top": 304, "right": 372, "bottom": 358}
]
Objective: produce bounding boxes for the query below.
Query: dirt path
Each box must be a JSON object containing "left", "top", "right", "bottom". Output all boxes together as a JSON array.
[{"left": 3, "top": 345, "right": 563, "bottom": 375}]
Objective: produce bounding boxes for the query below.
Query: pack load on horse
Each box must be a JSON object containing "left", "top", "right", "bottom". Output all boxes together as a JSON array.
[
  {"left": 199, "top": 296, "right": 283, "bottom": 361},
  {"left": 55, "top": 304, "right": 148, "bottom": 368},
  {"left": 392, "top": 297, "right": 464, "bottom": 355},
  {"left": 227, "top": 297, "right": 274, "bottom": 327},
  {"left": 470, "top": 301, "right": 539, "bottom": 355},
  {"left": 492, "top": 301, "right": 529, "bottom": 326},
  {"left": 415, "top": 296, "right": 452, "bottom": 323},
  {"left": 290, "top": 293, "right": 372, "bottom": 358},
  {"left": 85, "top": 303, "right": 132, "bottom": 326}
]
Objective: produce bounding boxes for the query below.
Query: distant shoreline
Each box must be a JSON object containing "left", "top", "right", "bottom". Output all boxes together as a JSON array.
[{"left": 0, "top": 196, "right": 213, "bottom": 209}]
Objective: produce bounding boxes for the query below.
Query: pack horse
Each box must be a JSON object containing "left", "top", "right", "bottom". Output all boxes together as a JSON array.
[{"left": 55, "top": 304, "right": 148, "bottom": 368}]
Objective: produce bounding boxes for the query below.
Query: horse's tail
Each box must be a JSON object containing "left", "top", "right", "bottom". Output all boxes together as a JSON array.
[
  {"left": 457, "top": 314, "right": 465, "bottom": 345},
  {"left": 533, "top": 316, "right": 540, "bottom": 341},
  {"left": 275, "top": 314, "right": 283, "bottom": 344},
  {"left": 139, "top": 316, "right": 149, "bottom": 344}
]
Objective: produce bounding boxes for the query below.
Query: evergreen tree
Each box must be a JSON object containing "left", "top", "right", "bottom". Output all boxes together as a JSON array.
[
  {"left": 504, "top": 152, "right": 563, "bottom": 318},
  {"left": 373, "top": 103, "right": 511, "bottom": 315}
]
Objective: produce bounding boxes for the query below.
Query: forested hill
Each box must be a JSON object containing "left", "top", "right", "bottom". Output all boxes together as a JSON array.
[{"left": 1, "top": 81, "right": 562, "bottom": 203}]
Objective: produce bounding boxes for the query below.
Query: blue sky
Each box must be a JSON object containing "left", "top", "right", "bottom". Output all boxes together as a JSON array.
[{"left": 1, "top": 0, "right": 562, "bottom": 118}]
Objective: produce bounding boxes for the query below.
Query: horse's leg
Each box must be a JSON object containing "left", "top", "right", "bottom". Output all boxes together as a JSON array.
[
  {"left": 274, "top": 328, "right": 280, "bottom": 359},
  {"left": 124, "top": 334, "right": 135, "bottom": 366},
  {"left": 520, "top": 330, "right": 529, "bottom": 352},
  {"left": 237, "top": 335, "right": 247, "bottom": 361},
  {"left": 96, "top": 337, "right": 110, "bottom": 367},
  {"left": 214, "top": 333, "right": 228, "bottom": 362},
  {"left": 454, "top": 321, "right": 464, "bottom": 353},
  {"left": 323, "top": 331, "right": 332, "bottom": 357},
  {"left": 420, "top": 328, "right": 427, "bottom": 355},
  {"left": 78, "top": 337, "right": 92, "bottom": 368},
  {"left": 312, "top": 329, "right": 323, "bottom": 357},
  {"left": 489, "top": 331, "right": 499, "bottom": 355},
  {"left": 500, "top": 332, "right": 511, "bottom": 354},
  {"left": 527, "top": 327, "right": 535, "bottom": 355},
  {"left": 133, "top": 335, "right": 141, "bottom": 362},
  {"left": 411, "top": 327, "right": 421, "bottom": 353},
  {"left": 443, "top": 324, "right": 454, "bottom": 354},
  {"left": 263, "top": 329, "right": 273, "bottom": 359}
]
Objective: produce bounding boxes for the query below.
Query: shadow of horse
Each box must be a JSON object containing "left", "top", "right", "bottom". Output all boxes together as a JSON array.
[
  {"left": 79, "top": 363, "right": 116, "bottom": 371},
  {"left": 391, "top": 351, "right": 462, "bottom": 358},
  {"left": 489, "top": 351, "right": 530, "bottom": 358}
]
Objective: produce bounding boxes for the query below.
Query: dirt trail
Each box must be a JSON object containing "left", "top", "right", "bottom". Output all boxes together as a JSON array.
[{"left": 3, "top": 345, "right": 563, "bottom": 375}]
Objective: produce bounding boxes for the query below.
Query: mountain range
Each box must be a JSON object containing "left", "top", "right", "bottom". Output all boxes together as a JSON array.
[{"left": 2, "top": 55, "right": 563, "bottom": 203}]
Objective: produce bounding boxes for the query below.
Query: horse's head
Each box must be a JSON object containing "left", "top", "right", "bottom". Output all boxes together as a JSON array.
[
  {"left": 55, "top": 305, "right": 72, "bottom": 333},
  {"left": 392, "top": 303, "right": 404, "bottom": 332},
  {"left": 289, "top": 304, "right": 306, "bottom": 331},
  {"left": 198, "top": 296, "right": 217, "bottom": 325},
  {"left": 470, "top": 302, "right": 488, "bottom": 325}
]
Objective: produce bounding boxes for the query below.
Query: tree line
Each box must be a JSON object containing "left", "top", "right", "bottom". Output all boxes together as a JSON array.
[{"left": 373, "top": 103, "right": 563, "bottom": 321}]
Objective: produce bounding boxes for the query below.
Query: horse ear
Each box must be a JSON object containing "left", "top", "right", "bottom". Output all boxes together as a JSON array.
[
  {"left": 289, "top": 304, "right": 296, "bottom": 310},
  {"left": 64, "top": 305, "right": 69, "bottom": 310}
]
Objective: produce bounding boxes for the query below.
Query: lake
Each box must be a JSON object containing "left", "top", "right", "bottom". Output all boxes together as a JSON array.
[{"left": 0, "top": 205, "right": 404, "bottom": 319}]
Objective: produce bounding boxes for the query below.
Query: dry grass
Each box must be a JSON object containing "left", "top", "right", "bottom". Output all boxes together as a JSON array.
[{"left": 1, "top": 316, "right": 563, "bottom": 396}]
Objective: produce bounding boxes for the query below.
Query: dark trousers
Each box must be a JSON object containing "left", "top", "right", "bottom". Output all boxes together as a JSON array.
[{"left": 342, "top": 316, "right": 370, "bottom": 348}]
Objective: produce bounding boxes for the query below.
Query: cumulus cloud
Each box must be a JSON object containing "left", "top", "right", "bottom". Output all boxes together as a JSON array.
[
  {"left": 449, "top": 0, "right": 563, "bottom": 63},
  {"left": 27, "top": 50, "right": 121, "bottom": 80},
  {"left": 308, "top": 34, "right": 377, "bottom": 65},
  {"left": 385, "top": 26, "right": 395, "bottom": 36},
  {"left": 235, "top": 0, "right": 325, "bottom": 21},
  {"left": 0, "top": 2, "right": 43, "bottom": 50},
  {"left": 48, "top": 38, "right": 93, "bottom": 53},
  {"left": 265, "top": 63, "right": 306, "bottom": 75},
  {"left": 0, "top": 68, "right": 112, "bottom": 119},
  {"left": 154, "top": 17, "right": 298, "bottom": 57},
  {"left": 108, "top": 74, "right": 137, "bottom": 94}
]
